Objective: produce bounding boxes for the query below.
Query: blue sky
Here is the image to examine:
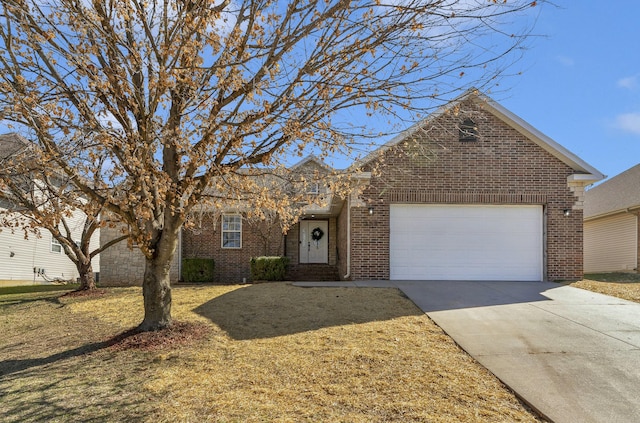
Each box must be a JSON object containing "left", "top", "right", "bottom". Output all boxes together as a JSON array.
[
  {"left": 3, "top": 2, "right": 635, "bottom": 183},
  {"left": 497, "top": 1, "right": 640, "bottom": 182}
]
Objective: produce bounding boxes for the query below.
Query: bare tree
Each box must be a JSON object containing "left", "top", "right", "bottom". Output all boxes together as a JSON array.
[
  {"left": 0, "top": 0, "right": 542, "bottom": 330},
  {"left": 0, "top": 133, "right": 128, "bottom": 290}
]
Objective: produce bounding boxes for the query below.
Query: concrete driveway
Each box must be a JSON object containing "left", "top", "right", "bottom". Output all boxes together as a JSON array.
[{"left": 393, "top": 280, "right": 640, "bottom": 423}]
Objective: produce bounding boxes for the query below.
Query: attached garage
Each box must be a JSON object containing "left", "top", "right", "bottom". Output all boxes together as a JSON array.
[
  {"left": 390, "top": 204, "right": 544, "bottom": 281},
  {"left": 341, "top": 91, "right": 603, "bottom": 281}
]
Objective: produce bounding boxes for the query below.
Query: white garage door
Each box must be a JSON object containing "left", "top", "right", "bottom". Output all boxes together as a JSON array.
[{"left": 390, "top": 204, "right": 543, "bottom": 281}]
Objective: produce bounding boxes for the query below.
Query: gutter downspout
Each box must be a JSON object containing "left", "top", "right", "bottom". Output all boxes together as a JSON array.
[{"left": 343, "top": 195, "right": 351, "bottom": 280}]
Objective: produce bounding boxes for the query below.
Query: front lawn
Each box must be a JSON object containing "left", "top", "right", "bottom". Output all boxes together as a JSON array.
[
  {"left": 0, "top": 283, "right": 80, "bottom": 296},
  {"left": 0, "top": 283, "right": 544, "bottom": 422},
  {"left": 572, "top": 273, "right": 640, "bottom": 303}
]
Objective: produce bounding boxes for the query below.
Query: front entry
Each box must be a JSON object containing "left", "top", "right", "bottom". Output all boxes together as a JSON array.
[{"left": 299, "top": 220, "right": 329, "bottom": 264}]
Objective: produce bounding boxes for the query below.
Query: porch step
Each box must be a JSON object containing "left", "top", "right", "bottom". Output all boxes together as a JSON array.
[{"left": 286, "top": 264, "right": 340, "bottom": 281}]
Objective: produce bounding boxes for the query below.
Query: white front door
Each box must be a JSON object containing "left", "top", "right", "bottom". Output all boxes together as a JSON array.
[{"left": 299, "top": 220, "right": 329, "bottom": 264}]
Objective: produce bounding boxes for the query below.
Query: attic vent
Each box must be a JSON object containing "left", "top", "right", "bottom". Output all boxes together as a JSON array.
[{"left": 459, "top": 118, "right": 478, "bottom": 142}]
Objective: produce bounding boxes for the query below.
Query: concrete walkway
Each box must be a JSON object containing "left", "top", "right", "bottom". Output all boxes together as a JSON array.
[
  {"left": 396, "top": 280, "right": 640, "bottom": 423},
  {"left": 295, "top": 280, "right": 640, "bottom": 422}
]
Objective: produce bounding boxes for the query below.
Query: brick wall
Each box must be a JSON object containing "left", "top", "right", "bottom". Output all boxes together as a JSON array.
[
  {"left": 99, "top": 224, "right": 179, "bottom": 286},
  {"left": 285, "top": 224, "right": 300, "bottom": 266},
  {"left": 328, "top": 218, "right": 337, "bottom": 266},
  {"left": 182, "top": 214, "right": 284, "bottom": 283},
  {"left": 351, "top": 206, "right": 389, "bottom": 280},
  {"left": 336, "top": 205, "right": 349, "bottom": 279},
  {"left": 351, "top": 98, "right": 585, "bottom": 281}
]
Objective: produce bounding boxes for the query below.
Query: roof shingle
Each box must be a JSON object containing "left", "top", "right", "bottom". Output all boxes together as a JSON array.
[
  {"left": 584, "top": 164, "right": 640, "bottom": 219},
  {"left": 0, "top": 133, "right": 30, "bottom": 160}
]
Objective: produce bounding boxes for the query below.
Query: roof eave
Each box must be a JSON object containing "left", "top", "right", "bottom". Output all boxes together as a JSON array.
[
  {"left": 352, "top": 90, "right": 606, "bottom": 185},
  {"left": 567, "top": 173, "right": 604, "bottom": 186},
  {"left": 351, "top": 91, "right": 471, "bottom": 170},
  {"left": 291, "top": 154, "right": 333, "bottom": 172},
  {"left": 479, "top": 95, "right": 605, "bottom": 182},
  {"left": 584, "top": 206, "right": 640, "bottom": 222}
]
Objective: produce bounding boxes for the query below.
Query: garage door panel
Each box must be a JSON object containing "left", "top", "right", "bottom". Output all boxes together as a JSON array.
[{"left": 390, "top": 204, "right": 543, "bottom": 281}]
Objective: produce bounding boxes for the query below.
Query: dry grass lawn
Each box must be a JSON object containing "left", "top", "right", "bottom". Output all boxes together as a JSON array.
[
  {"left": 0, "top": 283, "right": 545, "bottom": 422},
  {"left": 572, "top": 273, "right": 640, "bottom": 303}
]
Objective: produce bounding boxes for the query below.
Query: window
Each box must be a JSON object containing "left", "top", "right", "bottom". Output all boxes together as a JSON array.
[
  {"left": 222, "top": 214, "right": 242, "bottom": 248},
  {"left": 51, "top": 237, "right": 62, "bottom": 253},
  {"left": 459, "top": 118, "right": 478, "bottom": 142},
  {"left": 307, "top": 183, "right": 320, "bottom": 195}
]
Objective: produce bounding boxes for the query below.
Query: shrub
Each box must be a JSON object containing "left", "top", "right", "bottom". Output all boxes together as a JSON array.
[
  {"left": 250, "top": 256, "right": 289, "bottom": 281},
  {"left": 182, "top": 258, "right": 215, "bottom": 283}
]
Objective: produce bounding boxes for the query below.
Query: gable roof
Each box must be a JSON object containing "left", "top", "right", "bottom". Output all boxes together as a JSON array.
[
  {"left": 291, "top": 154, "right": 333, "bottom": 172},
  {"left": 354, "top": 89, "right": 605, "bottom": 184},
  {"left": 0, "top": 133, "right": 31, "bottom": 160},
  {"left": 584, "top": 164, "right": 640, "bottom": 220}
]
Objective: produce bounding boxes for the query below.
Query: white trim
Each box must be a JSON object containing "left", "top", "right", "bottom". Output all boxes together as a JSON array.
[
  {"left": 584, "top": 207, "right": 640, "bottom": 223},
  {"left": 51, "top": 237, "right": 62, "bottom": 253},
  {"left": 568, "top": 173, "right": 603, "bottom": 184},
  {"left": 291, "top": 154, "right": 332, "bottom": 172},
  {"left": 482, "top": 96, "right": 604, "bottom": 180},
  {"left": 343, "top": 195, "right": 351, "bottom": 280},
  {"left": 307, "top": 182, "right": 320, "bottom": 195},
  {"left": 353, "top": 89, "right": 605, "bottom": 185},
  {"left": 221, "top": 213, "right": 242, "bottom": 249},
  {"left": 298, "top": 220, "right": 329, "bottom": 264}
]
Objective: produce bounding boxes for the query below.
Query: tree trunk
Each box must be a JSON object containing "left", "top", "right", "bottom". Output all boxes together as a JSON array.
[
  {"left": 138, "top": 226, "right": 180, "bottom": 332},
  {"left": 77, "top": 260, "right": 96, "bottom": 290}
]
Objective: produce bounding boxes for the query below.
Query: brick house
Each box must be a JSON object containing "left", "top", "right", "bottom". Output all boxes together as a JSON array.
[{"left": 99, "top": 90, "right": 603, "bottom": 284}]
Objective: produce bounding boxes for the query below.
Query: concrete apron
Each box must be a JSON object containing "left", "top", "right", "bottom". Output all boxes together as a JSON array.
[{"left": 393, "top": 280, "right": 640, "bottom": 423}]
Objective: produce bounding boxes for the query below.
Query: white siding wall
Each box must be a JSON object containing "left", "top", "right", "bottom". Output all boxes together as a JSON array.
[
  {"left": 0, "top": 208, "right": 100, "bottom": 283},
  {"left": 584, "top": 213, "right": 637, "bottom": 273}
]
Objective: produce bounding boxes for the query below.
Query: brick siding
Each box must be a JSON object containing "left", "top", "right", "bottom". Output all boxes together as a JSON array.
[
  {"left": 336, "top": 204, "right": 349, "bottom": 279},
  {"left": 285, "top": 224, "right": 300, "bottom": 266},
  {"left": 99, "top": 98, "right": 589, "bottom": 283},
  {"left": 182, "top": 214, "right": 284, "bottom": 283},
  {"left": 351, "top": 98, "right": 585, "bottom": 281}
]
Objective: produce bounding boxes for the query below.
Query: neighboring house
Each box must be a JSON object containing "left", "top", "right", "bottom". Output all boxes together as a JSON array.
[
  {"left": 583, "top": 164, "right": 640, "bottom": 273},
  {"left": 100, "top": 90, "right": 604, "bottom": 284},
  {"left": 0, "top": 133, "right": 101, "bottom": 284}
]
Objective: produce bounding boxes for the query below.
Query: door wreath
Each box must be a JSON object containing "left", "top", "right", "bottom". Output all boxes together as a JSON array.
[{"left": 311, "top": 227, "right": 324, "bottom": 242}]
